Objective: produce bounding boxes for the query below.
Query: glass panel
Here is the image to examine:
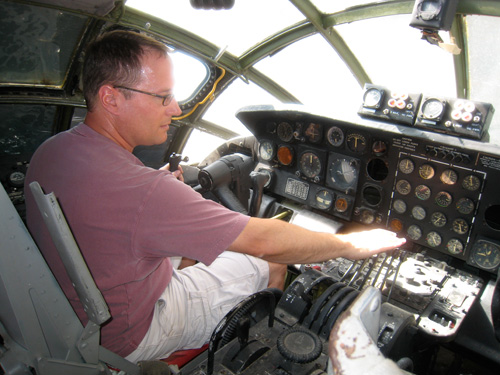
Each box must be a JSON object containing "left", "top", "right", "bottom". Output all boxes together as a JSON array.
[
  {"left": 170, "top": 50, "right": 209, "bottom": 102},
  {"left": 254, "top": 34, "right": 361, "bottom": 121},
  {"left": 0, "top": 2, "right": 88, "bottom": 87},
  {"left": 127, "top": 0, "right": 304, "bottom": 56},
  {"left": 466, "top": 15, "right": 500, "bottom": 144},
  {"left": 0, "top": 104, "right": 55, "bottom": 156},
  {"left": 312, "top": 0, "right": 373, "bottom": 13},
  {"left": 182, "top": 129, "right": 227, "bottom": 165}
]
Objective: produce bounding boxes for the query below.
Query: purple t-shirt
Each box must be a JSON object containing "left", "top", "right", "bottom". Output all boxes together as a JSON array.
[{"left": 25, "top": 123, "right": 250, "bottom": 357}]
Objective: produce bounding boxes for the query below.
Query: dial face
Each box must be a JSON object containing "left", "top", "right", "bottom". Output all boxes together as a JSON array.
[
  {"left": 419, "top": 164, "right": 435, "bottom": 180},
  {"left": 277, "top": 122, "right": 294, "bottom": 142},
  {"left": 447, "top": 238, "right": 464, "bottom": 255},
  {"left": 431, "top": 212, "right": 447, "bottom": 227},
  {"left": 393, "top": 199, "right": 407, "bottom": 214},
  {"left": 327, "top": 126, "right": 344, "bottom": 147},
  {"left": 395, "top": 180, "right": 411, "bottom": 195},
  {"left": 360, "top": 209, "right": 375, "bottom": 224},
  {"left": 399, "top": 158, "right": 415, "bottom": 174},
  {"left": 407, "top": 224, "right": 423, "bottom": 241},
  {"left": 462, "top": 175, "right": 481, "bottom": 191},
  {"left": 335, "top": 197, "right": 349, "bottom": 213},
  {"left": 8, "top": 171, "right": 25, "bottom": 187},
  {"left": 277, "top": 145, "right": 294, "bottom": 166},
  {"left": 415, "top": 184, "right": 431, "bottom": 200},
  {"left": 305, "top": 122, "right": 322, "bottom": 143},
  {"left": 472, "top": 240, "right": 500, "bottom": 270},
  {"left": 426, "top": 231, "right": 442, "bottom": 248},
  {"left": 456, "top": 197, "right": 475, "bottom": 215},
  {"left": 363, "top": 88, "right": 383, "bottom": 108},
  {"left": 329, "top": 158, "right": 358, "bottom": 190},
  {"left": 389, "top": 219, "right": 403, "bottom": 232},
  {"left": 411, "top": 205, "right": 426, "bottom": 220},
  {"left": 422, "top": 99, "right": 444, "bottom": 119},
  {"left": 435, "top": 191, "right": 452, "bottom": 208},
  {"left": 346, "top": 133, "right": 367, "bottom": 153},
  {"left": 441, "top": 169, "right": 458, "bottom": 185},
  {"left": 299, "top": 152, "right": 322, "bottom": 179},
  {"left": 452, "top": 218, "right": 469, "bottom": 235},
  {"left": 316, "top": 190, "right": 333, "bottom": 210},
  {"left": 259, "top": 140, "right": 274, "bottom": 161}
]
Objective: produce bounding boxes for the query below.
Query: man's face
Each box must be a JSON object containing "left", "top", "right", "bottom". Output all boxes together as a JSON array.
[{"left": 117, "top": 53, "right": 182, "bottom": 150}]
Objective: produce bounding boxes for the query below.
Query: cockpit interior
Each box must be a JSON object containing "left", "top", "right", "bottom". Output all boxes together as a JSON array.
[{"left": 1, "top": 1, "right": 500, "bottom": 374}]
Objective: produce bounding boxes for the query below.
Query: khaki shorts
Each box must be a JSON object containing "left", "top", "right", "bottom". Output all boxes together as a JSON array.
[{"left": 125, "top": 251, "right": 269, "bottom": 362}]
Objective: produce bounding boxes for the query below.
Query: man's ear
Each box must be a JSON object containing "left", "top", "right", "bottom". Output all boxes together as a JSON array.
[{"left": 99, "top": 85, "right": 120, "bottom": 114}]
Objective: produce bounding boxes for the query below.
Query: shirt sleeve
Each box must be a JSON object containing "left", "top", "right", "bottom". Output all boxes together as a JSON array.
[{"left": 132, "top": 172, "right": 251, "bottom": 265}]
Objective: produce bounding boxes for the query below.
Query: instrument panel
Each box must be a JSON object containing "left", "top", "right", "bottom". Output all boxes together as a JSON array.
[{"left": 237, "top": 106, "right": 500, "bottom": 274}]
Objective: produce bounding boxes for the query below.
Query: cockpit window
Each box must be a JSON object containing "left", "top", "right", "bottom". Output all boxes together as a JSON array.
[
  {"left": 170, "top": 50, "right": 210, "bottom": 103},
  {"left": 0, "top": 2, "right": 88, "bottom": 88}
]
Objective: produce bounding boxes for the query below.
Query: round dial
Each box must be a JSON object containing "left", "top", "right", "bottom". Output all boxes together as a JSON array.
[
  {"left": 335, "top": 197, "right": 349, "bottom": 213},
  {"left": 360, "top": 209, "right": 375, "bottom": 224},
  {"left": 305, "top": 122, "right": 322, "bottom": 143},
  {"left": 399, "top": 158, "right": 415, "bottom": 174},
  {"left": 407, "top": 224, "right": 422, "bottom": 241},
  {"left": 396, "top": 180, "right": 411, "bottom": 195},
  {"left": 441, "top": 169, "right": 458, "bottom": 185},
  {"left": 462, "top": 175, "right": 481, "bottom": 191},
  {"left": 346, "top": 133, "right": 367, "bottom": 153},
  {"left": 277, "top": 122, "right": 294, "bottom": 142},
  {"left": 452, "top": 218, "right": 469, "bottom": 235},
  {"left": 299, "top": 152, "right": 322, "bottom": 179},
  {"left": 277, "top": 145, "right": 294, "bottom": 166},
  {"left": 259, "top": 140, "right": 274, "bottom": 161},
  {"left": 329, "top": 158, "right": 358, "bottom": 190},
  {"left": 8, "top": 171, "right": 25, "bottom": 187},
  {"left": 415, "top": 185, "right": 431, "bottom": 200},
  {"left": 435, "top": 191, "right": 452, "bottom": 208},
  {"left": 472, "top": 240, "right": 500, "bottom": 270},
  {"left": 456, "top": 197, "right": 475, "bottom": 215},
  {"left": 426, "top": 231, "right": 442, "bottom": 248},
  {"left": 419, "top": 164, "right": 435, "bottom": 180},
  {"left": 327, "top": 126, "right": 344, "bottom": 147},
  {"left": 431, "top": 212, "right": 447, "bottom": 227},
  {"left": 363, "top": 88, "right": 383, "bottom": 108},
  {"left": 447, "top": 238, "right": 464, "bottom": 255},
  {"left": 393, "top": 199, "right": 407, "bottom": 214},
  {"left": 316, "top": 190, "right": 333, "bottom": 210},
  {"left": 422, "top": 98, "right": 445, "bottom": 120},
  {"left": 411, "top": 205, "right": 427, "bottom": 220}
]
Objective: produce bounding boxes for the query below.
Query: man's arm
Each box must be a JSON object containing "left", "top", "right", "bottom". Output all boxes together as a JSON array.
[{"left": 228, "top": 217, "right": 406, "bottom": 264}]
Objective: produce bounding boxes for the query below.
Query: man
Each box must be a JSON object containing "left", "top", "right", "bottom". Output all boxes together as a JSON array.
[{"left": 25, "top": 30, "right": 405, "bottom": 362}]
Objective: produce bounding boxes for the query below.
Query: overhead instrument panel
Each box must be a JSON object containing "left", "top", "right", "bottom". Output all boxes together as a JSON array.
[{"left": 237, "top": 105, "right": 500, "bottom": 274}]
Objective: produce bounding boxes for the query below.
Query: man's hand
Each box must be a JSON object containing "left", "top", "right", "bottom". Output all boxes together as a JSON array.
[
  {"left": 160, "top": 163, "right": 184, "bottom": 182},
  {"left": 338, "top": 229, "right": 406, "bottom": 260}
]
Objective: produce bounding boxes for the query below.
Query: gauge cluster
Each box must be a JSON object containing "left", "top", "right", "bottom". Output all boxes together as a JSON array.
[{"left": 237, "top": 106, "right": 500, "bottom": 274}]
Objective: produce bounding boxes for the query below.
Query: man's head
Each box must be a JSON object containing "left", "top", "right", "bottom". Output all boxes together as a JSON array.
[
  {"left": 82, "top": 30, "right": 182, "bottom": 151},
  {"left": 83, "top": 30, "right": 169, "bottom": 111}
]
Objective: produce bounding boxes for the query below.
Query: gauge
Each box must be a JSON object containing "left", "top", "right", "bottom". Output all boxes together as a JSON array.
[
  {"left": 435, "top": 191, "right": 452, "bottom": 208},
  {"left": 415, "top": 185, "right": 431, "bottom": 200},
  {"left": 407, "top": 225, "right": 423, "bottom": 241},
  {"left": 399, "top": 158, "right": 415, "bottom": 174},
  {"left": 363, "top": 87, "right": 383, "bottom": 108},
  {"left": 430, "top": 212, "right": 447, "bottom": 227},
  {"left": 389, "top": 218, "right": 403, "bottom": 232},
  {"left": 422, "top": 98, "right": 445, "bottom": 120},
  {"left": 277, "top": 145, "right": 294, "bottom": 166},
  {"left": 277, "top": 122, "right": 294, "bottom": 142},
  {"left": 411, "top": 205, "right": 426, "bottom": 220},
  {"left": 335, "top": 196, "right": 349, "bottom": 213},
  {"left": 328, "top": 158, "right": 359, "bottom": 191},
  {"left": 346, "top": 133, "right": 367, "bottom": 153},
  {"left": 258, "top": 140, "right": 274, "bottom": 161},
  {"left": 393, "top": 199, "right": 407, "bottom": 214},
  {"left": 327, "top": 126, "right": 344, "bottom": 147},
  {"left": 395, "top": 180, "right": 411, "bottom": 195},
  {"left": 8, "top": 171, "right": 25, "bottom": 188},
  {"left": 299, "top": 152, "right": 322, "bottom": 179},
  {"left": 462, "top": 175, "right": 481, "bottom": 191},
  {"left": 452, "top": 218, "right": 469, "bottom": 235},
  {"left": 316, "top": 190, "right": 333, "bottom": 210},
  {"left": 305, "top": 122, "right": 322, "bottom": 143},
  {"left": 446, "top": 239, "right": 464, "bottom": 255},
  {"left": 419, "top": 164, "right": 435, "bottom": 180},
  {"left": 360, "top": 209, "right": 375, "bottom": 224},
  {"left": 456, "top": 197, "right": 475, "bottom": 215},
  {"left": 472, "top": 240, "right": 500, "bottom": 270},
  {"left": 372, "top": 140, "right": 387, "bottom": 156},
  {"left": 440, "top": 169, "right": 458, "bottom": 185},
  {"left": 426, "top": 231, "right": 442, "bottom": 248}
]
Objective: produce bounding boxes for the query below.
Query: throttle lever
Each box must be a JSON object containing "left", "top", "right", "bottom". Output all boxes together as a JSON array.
[
  {"left": 169, "top": 152, "right": 188, "bottom": 171},
  {"left": 248, "top": 171, "right": 269, "bottom": 217}
]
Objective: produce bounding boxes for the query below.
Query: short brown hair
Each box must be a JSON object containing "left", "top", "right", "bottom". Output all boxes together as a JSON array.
[{"left": 82, "top": 30, "right": 169, "bottom": 111}]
